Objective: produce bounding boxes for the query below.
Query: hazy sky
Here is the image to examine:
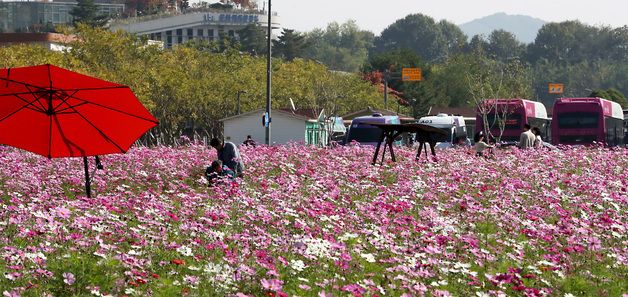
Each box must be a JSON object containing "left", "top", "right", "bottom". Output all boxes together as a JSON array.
[{"left": 268, "top": 0, "right": 627, "bottom": 34}]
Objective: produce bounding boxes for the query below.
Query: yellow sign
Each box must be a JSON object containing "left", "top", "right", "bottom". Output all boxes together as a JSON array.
[
  {"left": 549, "top": 83, "right": 564, "bottom": 94},
  {"left": 402, "top": 68, "right": 422, "bottom": 81}
]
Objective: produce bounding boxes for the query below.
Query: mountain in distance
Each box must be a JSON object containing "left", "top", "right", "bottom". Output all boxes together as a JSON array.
[{"left": 459, "top": 12, "right": 547, "bottom": 44}]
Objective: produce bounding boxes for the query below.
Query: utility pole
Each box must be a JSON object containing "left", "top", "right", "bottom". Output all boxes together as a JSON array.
[
  {"left": 236, "top": 90, "right": 246, "bottom": 115},
  {"left": 383, "top": 69, "right": 390, "bottom": 110},
  {"left": 264, "top": 0, "right": 272, "bottom": 145}
]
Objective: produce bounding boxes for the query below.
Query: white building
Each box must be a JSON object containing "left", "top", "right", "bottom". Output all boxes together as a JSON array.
[
  {"left": 221, "top": 109, "right": 310, "bottom": 145},
  {"left": 110, "top": 9, "right": 280, "bottom": 48}
]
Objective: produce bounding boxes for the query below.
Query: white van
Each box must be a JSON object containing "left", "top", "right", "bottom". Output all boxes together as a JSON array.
[{"left": 417, "top": 113, "right": 470, "bottom": 148}]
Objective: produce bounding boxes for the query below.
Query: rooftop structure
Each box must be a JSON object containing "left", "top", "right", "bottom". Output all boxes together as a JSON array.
[
  {"left": 0, "top": 0, "right": 124, "bottom": 32},
  {"left": 0, "top": 32, "right": 75, "bottom": 50},
  {"left": 110, "top": 7, "right": 280, "bottom": 49}
]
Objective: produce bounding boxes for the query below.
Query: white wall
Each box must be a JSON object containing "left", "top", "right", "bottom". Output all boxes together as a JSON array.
[{"left": 223, "top": 112, "right": 306, "bottom": 145}]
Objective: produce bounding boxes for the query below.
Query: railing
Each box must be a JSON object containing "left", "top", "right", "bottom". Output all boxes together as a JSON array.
[{"left": 113, "top": 7, "right": 277, "bottom": 25}]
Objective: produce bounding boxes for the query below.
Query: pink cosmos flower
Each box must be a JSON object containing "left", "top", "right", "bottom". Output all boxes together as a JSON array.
[
  {"left": 261, "top": 278, "right": 283, "bottom": 291},
  {"left": 183, "top": 275, "right": 199, "bottom": 286},
  {"left": 62, "top": 272, "right": 75, "bottom": 285},
  {"left": 55, "top": 207, "right": 71, "bottom": 219}
]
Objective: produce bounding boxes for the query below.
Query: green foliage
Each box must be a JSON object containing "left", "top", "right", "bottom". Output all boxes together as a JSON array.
[
  {"left": 527, "top": 21, "right": 628, "bottom": 64},
  {"left": 303, "top": 20, "right": 375, "bottom": 72},
  {"left": 70, "top": 0, "right": 110, "bottom": 28},
  {"left": 487, "top": 29, "right": 525, "bottom": 61},
  {"left": 237, "top": 23, "right": 267, "bottom": 56},
  {"left": 0, "top": 26, "right": 383, "bottom": 143},
  {"left": 590, "top": 88, "right": 628, "bottom": 108},
  {"left": 273, "top": 29, "right": 308, "bottom": 61},
  {"left": 372, "top": 13, "right": 467, "bottom": 62},
  {"left": 423, "top": 54, "right": 476, "bottom": 108},
  {"left": 466, "top": 55, "right": 533, "bottom": 101}
]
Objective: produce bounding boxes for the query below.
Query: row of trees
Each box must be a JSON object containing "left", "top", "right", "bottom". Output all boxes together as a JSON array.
[
  {"left": 0, "top": 26, "right": 389, "bottom": 143},
  {"left": 65, "top": 9, "right": 628, "bottom": 119},
  {"left": 235, "top": 14, "right": 628, "bottom": 111}
]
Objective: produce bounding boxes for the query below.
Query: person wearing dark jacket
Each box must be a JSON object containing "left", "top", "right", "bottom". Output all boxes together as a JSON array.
[
  {"left": 243, "top": 135, "right": 257, "bottom": 147},
  {"left": 210, "top": 138, "right": 244, "bottom": 177}
]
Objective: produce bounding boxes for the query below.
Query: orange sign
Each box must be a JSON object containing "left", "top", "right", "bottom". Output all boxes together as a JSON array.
[
  {"left": 402, "top": 68, "right": 422, "bottom": 81},
  {"left": 549, "top": 83, "right": 564, "bottom": 94}
]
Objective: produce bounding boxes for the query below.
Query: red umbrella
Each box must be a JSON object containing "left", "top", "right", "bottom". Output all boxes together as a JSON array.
[{"left": 0, "top": 64, "right": 158, "bottom": 197}]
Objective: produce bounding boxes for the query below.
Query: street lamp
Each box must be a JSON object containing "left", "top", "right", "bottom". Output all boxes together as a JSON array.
[
  {"left": 411, "top": 99, "right": 417, "bottom": 118},
  {"left": 236, "top": 90, "right": 246, "bottom": 115},
  {"left": 265, "top": 0, "right": 272, "bottom": 145}
]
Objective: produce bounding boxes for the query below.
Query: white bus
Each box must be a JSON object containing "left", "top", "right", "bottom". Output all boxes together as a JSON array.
[{"left": 417, "top": 113, "right": 470, "bottom": 148}]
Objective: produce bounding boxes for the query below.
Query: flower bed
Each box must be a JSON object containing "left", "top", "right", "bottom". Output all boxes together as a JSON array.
[{"left": 0, "top": 144, "right": 626, "bottom": 296}]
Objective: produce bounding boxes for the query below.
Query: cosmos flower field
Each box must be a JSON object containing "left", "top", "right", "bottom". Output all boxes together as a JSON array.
[{"left": 0, "top": 144, "right": 626, "bottom": 296}]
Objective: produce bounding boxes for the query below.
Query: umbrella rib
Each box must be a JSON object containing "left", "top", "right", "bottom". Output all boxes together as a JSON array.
[
  {"left": 0, "top": 96, "right": 45, "bottom": 123},
  {"left": 0, "top": 77, "right": 48, "bottom": 92},
  {"left": 0, "top": 84, "right": 127, "bottom": 97},
  {"left": 13, "top": 96, "right": 46, "bottom": 114},
  {"left": 12, "top": 92, "right": 46, "bottom": 113},
  {"left": 65, "top": 105, "right": 127, "bottom": 154},
  {"left": 63, "top": 94, "right": 159, "bottom": 124},
  {"left": 55, "top": 102, "right": 88, "bottom": 114},
  {"left": 52, "top": 113, "right": 84, "bottom": 157},
  {"left": 58, "top": 86, "right": 128, "bottom": 92},
  {"left": 25, "top": 86, "right": 49, "bottom": 112},
  {"left": 51, "top": 90, "right": 79, "bottom": 112}
]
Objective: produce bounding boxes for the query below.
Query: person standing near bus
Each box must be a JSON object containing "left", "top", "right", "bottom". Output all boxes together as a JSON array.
[
  {"left": 519, "top": 124, "right": 535, "bottom": 149},
  {"left": 532, "top": 127, "right": 543, "bottom": 148}
]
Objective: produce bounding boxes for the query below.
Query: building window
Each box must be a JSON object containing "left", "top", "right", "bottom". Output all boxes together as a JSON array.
[
  {"left": 197, "top": 29, "right": 203, "bottom": 37},
  {"left": 228, "top": 30, "right": 234, "bottom": 37},
  {"left": 165, "top": 31, "right": 172, "bottom": 45},
  {"left": 187, "top": 28, "right": 193, "bottom": 37},
  {"left": 155, "top": 32, "right": 162, "bottom": 41},
  {"left": 176, "top": 29, "right": 182, "bottom": 37},
  {"left": 208, "top": 29, "right": 214, "bottom": 39}
]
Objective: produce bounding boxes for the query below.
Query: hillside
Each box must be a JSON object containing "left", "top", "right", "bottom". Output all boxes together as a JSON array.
[{"left": 459, "top": 12, "right": 547, "bottom": 44}]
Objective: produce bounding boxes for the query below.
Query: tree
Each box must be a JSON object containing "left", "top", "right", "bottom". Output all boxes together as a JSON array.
[
  {"left": 363, "top": 48, "right": 424, "bottom": 92},
  {"left": 232, "top": 0, "right": 257, "bottom": 9},
  {"left": 424, "top": 54, "right": 476, "bottom": 108},
  {"left": 70, "top": 0, "right": 109, "bottom": 27},
  {"left": 179, "top": 0, "right": 189, "bottom": 10},
  {"left": 437, "top": 20, "right": 467, "bottom": 57},
  {"left": 487, "top": 29, "right": 525, "bottom": 61},
  {"left": 372, "top": 14, "right": 467, "bottom": 62},
  {"left": 590, "top": 88, "right": 628, "bottom": 108},
  {"left": 237, "top": 24, "right": 266, "bottom": 56},
  {"left": 607, "top": 26, "right": 628, "bottom": 61},
  {"left": 20, "top": 26, "right": 382, "bottom": 144},
  {"left": 273, "top": 29, "right": 307, "bottom": 61},
  {"left": 467, "top": 57, "right": 534, "bottom": 141},
  {"left": 526, "top": 21, "right": 596, "bottom": 64},
  {"left": 303, "top": 21, "right": 374, "bottom": 72},
  {"left": 466, "top": 34, "right": 489, "bottom": 56}
]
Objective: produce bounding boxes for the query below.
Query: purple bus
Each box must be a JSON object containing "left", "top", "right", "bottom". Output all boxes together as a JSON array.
[
  {"left": 552, "top": 97, "right": 624, "bottom": 146},
  {"left": 475, "top": 99, "right": 550, "bottom": 142},
  {"left": 345, "top": 113, "right": 401, "bottom": 145}
]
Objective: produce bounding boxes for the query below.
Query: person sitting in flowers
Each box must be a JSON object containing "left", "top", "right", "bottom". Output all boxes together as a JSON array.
[
  {"left": 205, "top": 160, "right": 235, "bottom": 186},
  {"left": 210, "top": 137, "right": 244, "bottom": 177},
  {"left": 474, "top": 131, "right": 494, "bottom": 158}
]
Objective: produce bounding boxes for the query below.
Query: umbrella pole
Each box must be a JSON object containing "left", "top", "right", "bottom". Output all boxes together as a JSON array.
[{"left": 83, "top": 156, "right": 91, "bottom": 198}]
